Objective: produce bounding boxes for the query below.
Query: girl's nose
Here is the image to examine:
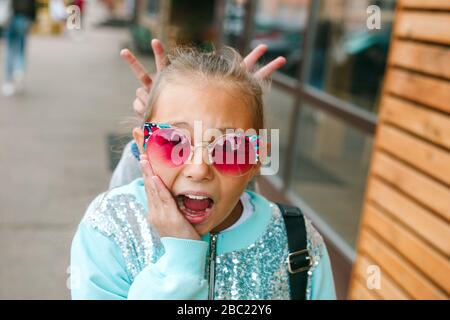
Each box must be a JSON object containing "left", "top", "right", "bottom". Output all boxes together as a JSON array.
[{"left": 182, "top": 144, "right": 213, "bottom": 181}]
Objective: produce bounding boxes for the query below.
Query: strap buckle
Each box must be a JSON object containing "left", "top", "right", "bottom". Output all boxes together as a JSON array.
[{"left": 287, "top": 248, "right": 313, "bottom": 274}]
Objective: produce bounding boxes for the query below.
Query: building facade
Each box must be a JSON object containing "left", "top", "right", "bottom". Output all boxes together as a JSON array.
[{"left": 136, "top": 0, "right": 449, "bottom": 299}]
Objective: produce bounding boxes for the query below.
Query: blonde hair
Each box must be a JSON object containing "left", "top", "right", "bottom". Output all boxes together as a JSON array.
[{"left": 143, "top": 46, "right": 268, "bottom": 131}]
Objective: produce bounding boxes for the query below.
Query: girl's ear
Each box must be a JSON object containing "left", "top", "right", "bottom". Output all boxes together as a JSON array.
[{"left": 132, "top": 127, "right": 145, "bottom": 155}]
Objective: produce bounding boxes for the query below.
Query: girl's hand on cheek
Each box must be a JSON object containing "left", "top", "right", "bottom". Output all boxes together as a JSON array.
[{"left": 139, "top": 155, "right": 201, "bottom": 241}]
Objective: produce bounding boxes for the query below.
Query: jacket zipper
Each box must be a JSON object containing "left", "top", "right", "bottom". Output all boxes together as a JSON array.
[{"left": 208, "top": 233, "right": 218, "bottom": 300}]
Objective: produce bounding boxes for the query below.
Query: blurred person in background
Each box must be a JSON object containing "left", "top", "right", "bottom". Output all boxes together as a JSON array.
[{"left": 2, "top": 0, "right": 36, "bottom": 97}]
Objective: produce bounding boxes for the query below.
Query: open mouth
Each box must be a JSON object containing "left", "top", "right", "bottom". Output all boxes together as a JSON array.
[{"left": 176, "top": 193, "right": 214, "bottom": 224}]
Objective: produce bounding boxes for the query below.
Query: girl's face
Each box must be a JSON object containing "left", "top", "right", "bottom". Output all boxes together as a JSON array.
[{"left": 134, "top": 80, "right": 259, "bottom": 235}]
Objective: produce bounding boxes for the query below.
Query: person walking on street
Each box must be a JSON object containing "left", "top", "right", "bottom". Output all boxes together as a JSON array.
[{"left": 2, "top": 0, "right": 37, "bottom": 97}]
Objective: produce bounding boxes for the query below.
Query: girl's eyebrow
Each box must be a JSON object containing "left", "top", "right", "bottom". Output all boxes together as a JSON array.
[
  {"left": 168, "top": 121, "right": 235, "bottom": 133},
  {"left": 168, "top": 121, "right": 190, "bottom": 128}
]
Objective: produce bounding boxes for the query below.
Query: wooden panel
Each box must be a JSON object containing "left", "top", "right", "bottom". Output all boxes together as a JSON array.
[
  {"left": 367, "top": 177, "right": 450, "bottom": 255},
  {"left": 353, "top": 255, "right": 410, "bottom": 299},
  {"left": 376, "top": 125, "right": 450, "bottom": 186},
  {"left": 371, "top": 151, "right": 450, "bottom": 221},
  {"left": 363, "top": 204, "right": 450, "bottom": 294},
  {"left": 358, "top": 230, "right": 447, "bottom": 299},
  {"left": 348, "top": 279, "right": 378, "bottom": 300},
  {"left": 389, "top": 40, "right": 450, "bottom": 80},
  {"left": 350, "top": 2, "right": 450, "bottom": 301},
  {"left": 380, "top": 96, "right": 450, "bottom": 150},
  {"left": 395, "top": 11, "right": 450, "bottom": 45},
  {"left": 385, "top": 68, "right": 450, "bottom": 114},
  {"left": 399, "top": 0, "right": 450, "bottom": 10}
]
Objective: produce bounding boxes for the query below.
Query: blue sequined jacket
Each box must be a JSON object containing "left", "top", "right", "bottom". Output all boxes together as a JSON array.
[{"left": 70, "top": 178, "right": 336, "bottom": 300}]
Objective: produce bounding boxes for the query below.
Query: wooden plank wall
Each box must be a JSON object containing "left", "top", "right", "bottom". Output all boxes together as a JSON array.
[{"left": 348, "top": 0, "right": 450, "bottom": 300}]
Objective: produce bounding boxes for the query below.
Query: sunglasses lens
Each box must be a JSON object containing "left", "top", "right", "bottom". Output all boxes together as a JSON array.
[
  {"left": 146, "top": 128, "right": 190, "bottom": 167},
  {"left": 211, "top": 135, "right": 257, "bottom": 176}
]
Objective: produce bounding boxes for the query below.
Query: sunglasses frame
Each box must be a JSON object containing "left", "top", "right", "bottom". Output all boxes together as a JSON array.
[{"left": 142, "top": 122, "right": 260, "bottom": 172}]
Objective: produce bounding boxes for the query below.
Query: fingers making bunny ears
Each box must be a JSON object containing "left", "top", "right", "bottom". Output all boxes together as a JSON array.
[
  {"left": 242, "top": 44, "right": 287, "bottom": 79},
  {"left": 121, "top": 40, "right": 286, "bottom": 118},
  {"left": 120, "top": 39, "right": 166, "bottom": 90},
  {"left": 122, "top": 39, "right": 286, "bottom": 89}
]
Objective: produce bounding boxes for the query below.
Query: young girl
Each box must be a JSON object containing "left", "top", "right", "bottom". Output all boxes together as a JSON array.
[{"left": 70, "top": 46, "right": 336, "bottom": 300}]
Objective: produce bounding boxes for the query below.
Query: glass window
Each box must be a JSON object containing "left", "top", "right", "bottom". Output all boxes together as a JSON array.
[
  {"left": 146, "top": 0, "right": 160, "bottom": 17},
  {"left": 250, "top": 0, "right": 310, "bottom": 78},
  {"left": 222, "top": 0, "right": 250, "bottom": 50},
  {"left": 170, "top": 0, "right": 215, "bottom": 47},
  {"left": 306, "top": 0, "right": 396, "bottom": 112},
  {"left": 292, "top": 103, "right": 373, "bottom": 248},
  {"left": 262, "top": 86, "right": 297, "bottom": 180}
]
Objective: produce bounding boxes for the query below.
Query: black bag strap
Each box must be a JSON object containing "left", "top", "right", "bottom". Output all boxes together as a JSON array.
[{"left": 276, "top": 203, "right": 312, "bottom": 300}]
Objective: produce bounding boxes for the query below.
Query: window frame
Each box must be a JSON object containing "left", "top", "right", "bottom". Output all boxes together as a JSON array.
[{"left": 215, "top": 0, "right": 394, "bottom": 270}]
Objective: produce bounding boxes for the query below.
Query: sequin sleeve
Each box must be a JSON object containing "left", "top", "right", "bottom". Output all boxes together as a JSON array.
[
  {"left": 71, "top": 192, "right": 209, "bottom": 300},
  {"left": 70, "top": 194, "right": 132, "bottom": 299},
  {"left": 71, "top": 221, "right": 133, "bottom": 299}
]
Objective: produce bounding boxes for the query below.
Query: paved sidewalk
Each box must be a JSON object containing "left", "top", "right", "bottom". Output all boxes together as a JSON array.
[{"left": 0, "top": 2, "right": 153, "bottom": 299}]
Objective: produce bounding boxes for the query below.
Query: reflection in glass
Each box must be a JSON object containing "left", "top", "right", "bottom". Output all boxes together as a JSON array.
[
  {"left": 293, "top": 104, "right": 373, "bottom": 248},
  {"left": 307, "top": 0, "right": 396, "bottom": 112},
  {"left": 250, "top": 0, "right": 309, "bottom": 78},
  {"left": 222, "top": 0, "right": 248, "bottom": 49},
  {"left": 146, "top": 0, "right": 159, "bottom": 17},
  {"left": 262, "top": 86, "right": 296, "bottom": 179}
]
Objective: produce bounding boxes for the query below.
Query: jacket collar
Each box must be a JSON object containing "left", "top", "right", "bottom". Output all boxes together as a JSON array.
[{"left": 134, "top": 178, "right": 273, "bottom": 255}]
